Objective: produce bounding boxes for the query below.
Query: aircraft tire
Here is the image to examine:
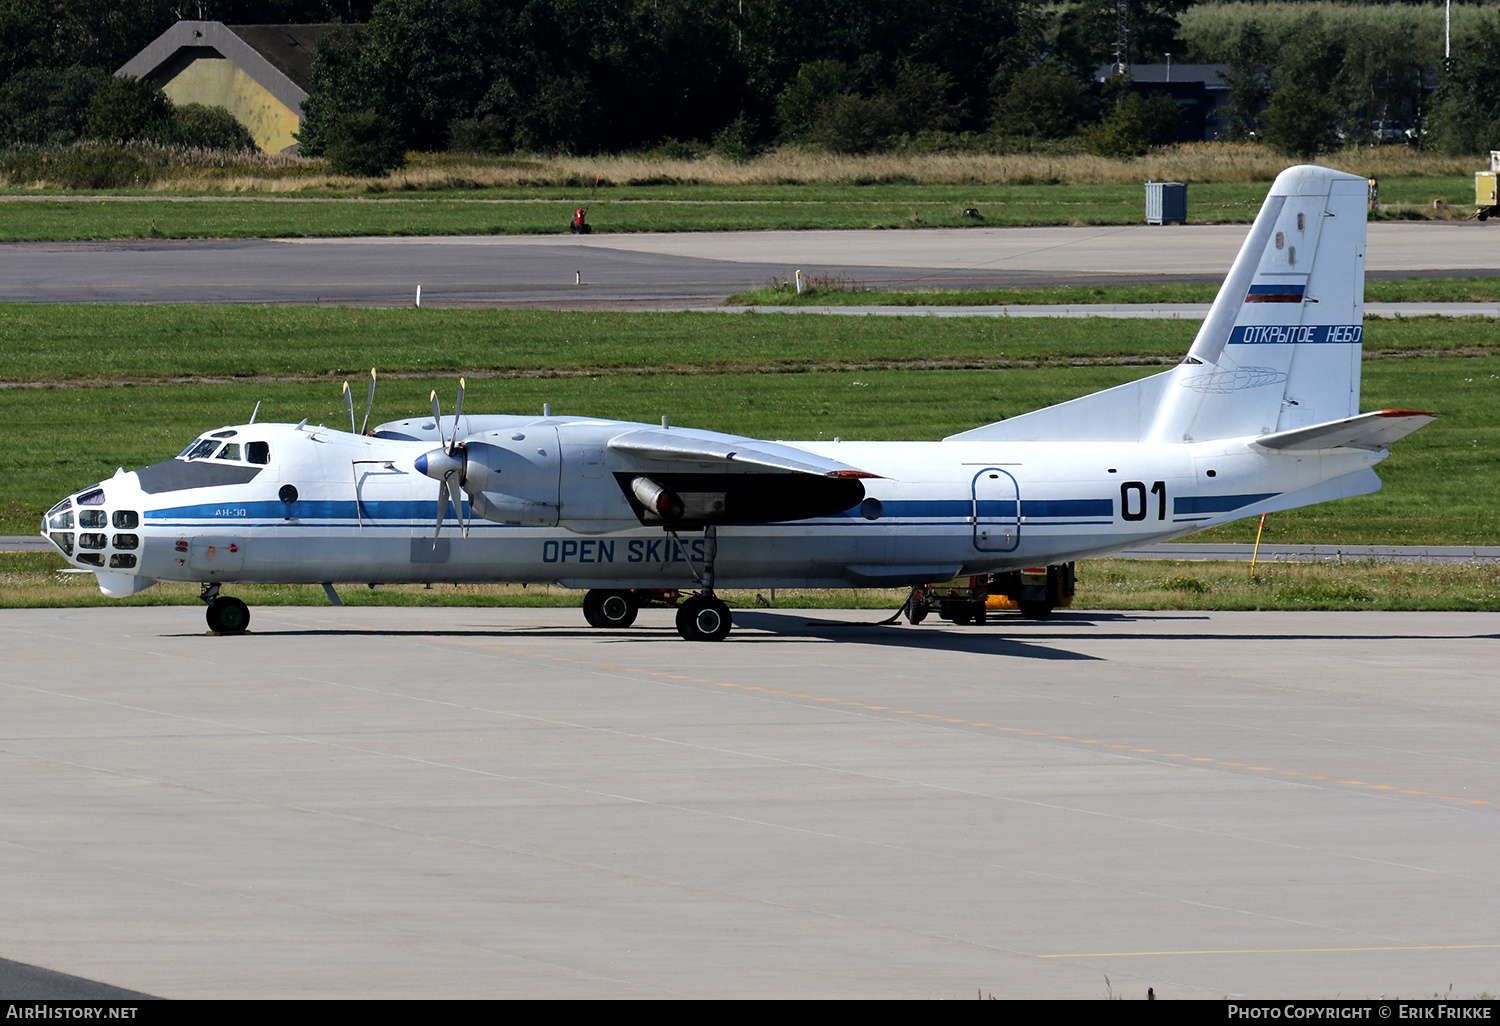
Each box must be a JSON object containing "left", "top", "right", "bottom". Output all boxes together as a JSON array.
[
  {"left": 1018, "top": 601, "right": 1053, "bottom": 621},
  {"left": 675, "top": 595, "right": 732, "bottom": 641},
  {"left": 206, "top": 596, "right": 250, "bottom": 633},
  {"left": 583, "top": 589, "right": 638, "bottom": 629}
]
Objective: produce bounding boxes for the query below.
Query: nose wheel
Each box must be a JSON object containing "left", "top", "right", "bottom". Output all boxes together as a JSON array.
[
  {"left": 675, "top": 594, "right": 731, "bottom": 642},
  {"left": 205, "top": 595, "right": 250, "bottom": 634}
]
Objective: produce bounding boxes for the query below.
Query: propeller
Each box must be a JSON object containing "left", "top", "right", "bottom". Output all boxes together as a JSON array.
[
  {"left": 415, "top": 379, "right": 468, "bottom": 541},
  {"left": 342, "top": 368, "right": 378, "bottom": 435},
  {"left": 360, "top": 368, "right": 376, "bottom": 434}
]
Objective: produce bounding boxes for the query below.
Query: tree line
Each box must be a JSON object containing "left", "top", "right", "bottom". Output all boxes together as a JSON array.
[{"left": 4, "top": 0, "right": 1500, "bottom": 165}]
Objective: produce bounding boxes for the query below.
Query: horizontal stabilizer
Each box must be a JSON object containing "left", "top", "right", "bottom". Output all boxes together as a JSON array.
[
  {"left": 1255, "top": 409, "right": 1436, "bottom": 452},
  {"left": 608, "top": 428, "right": 877, "bottom": 478}
]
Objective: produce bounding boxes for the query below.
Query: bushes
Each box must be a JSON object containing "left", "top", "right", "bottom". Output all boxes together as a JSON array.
[
  {"left": 83, "top": 76, "right": 175, "bottom": 145},
  {"left": 325, "top": 112, "right": 406, "bottom": 176},
  {"left": 1083, "top": 90, "right": 1181, "bottom": 158},
  {"left": 0, "top": 145, "right": 153, "bottom": 188},
  {"left": 171, "top": 103, "right": 257, "bottom": 151}
]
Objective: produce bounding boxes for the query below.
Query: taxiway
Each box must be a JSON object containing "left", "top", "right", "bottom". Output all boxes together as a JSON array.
[{"left": 2, "top": 606, "right": 1497, "bottom": 999}]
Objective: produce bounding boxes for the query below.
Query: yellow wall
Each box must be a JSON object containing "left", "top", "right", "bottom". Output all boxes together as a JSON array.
[{"left": 160, "top": 57, "right": 300, "bottom": 153}]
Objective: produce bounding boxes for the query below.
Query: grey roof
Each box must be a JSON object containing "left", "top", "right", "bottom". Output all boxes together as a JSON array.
[
  {"left": 116, "top": 21, "right": 361, "bottom": 113},
  {"left": 1094, "top": 64, "right": 1231, "bottom": 88}
]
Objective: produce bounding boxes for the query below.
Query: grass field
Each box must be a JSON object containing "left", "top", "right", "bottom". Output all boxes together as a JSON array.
[
  {"left": 0, "top": 305, "right": 1493, "bottom": 548},
  {"left": 726, "top": 277, "right": 1500, "bottom": 308},
  {"left": 0, "top": 169, "right": 1485, "bottom": 240}
]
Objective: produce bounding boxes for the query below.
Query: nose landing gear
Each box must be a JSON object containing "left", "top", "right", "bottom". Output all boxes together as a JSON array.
[{"left": 201, "top": 583, "right": 250, "bottom": 634}]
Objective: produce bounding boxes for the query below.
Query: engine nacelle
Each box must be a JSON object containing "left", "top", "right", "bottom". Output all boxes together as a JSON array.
[
  {"left": 468, "top": 490, "right": 559, "bottom": 527},
  {"left": 459, "top": 439, "right": 561, "bottom": 527}
]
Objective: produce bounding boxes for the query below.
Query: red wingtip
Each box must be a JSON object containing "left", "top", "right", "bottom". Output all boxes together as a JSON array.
[{"left": 1376, "top": 409, "right": 1438, "bottom": 418}]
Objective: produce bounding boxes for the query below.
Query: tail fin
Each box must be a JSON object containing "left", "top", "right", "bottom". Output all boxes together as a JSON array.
[
  {"left": 948, "top": 164, "right": 1369, "bottom": 444},
  {"left": 1150, "top": 164, "right": 1368, "bottom": 442}
]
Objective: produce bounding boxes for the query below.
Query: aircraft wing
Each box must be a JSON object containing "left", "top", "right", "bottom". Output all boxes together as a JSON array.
[
  {"left": 607, "top": 428, "right": 877, "bottom": 478},
  {"left": 1255, "top": 410, "right": 1436, "bottom": 452}
]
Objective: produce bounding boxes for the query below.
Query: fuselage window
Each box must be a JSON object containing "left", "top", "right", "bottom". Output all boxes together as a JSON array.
[
  {"left": 78, "top": 533, "right": 107, "bottom": 550},
  {"left": 247, "top": 441, "right": 270, "bottom": 465},
  {"left": 77, "top": 553, "right": 103, "bottom": 567},
  {"left": 113, "top": 534, "right": 139, "bottom": 550},
  {"left": 218, "top": 443, "right": 242, "bottom": 462},
  {"left": 78, "top": 510, "right": 107, "bottom": 529},
  {"left": 109, "top": 553, "right": 137, "bottom": 569},
  {"left": 113, "top": 510, "right": 138, "bottom": 529}
]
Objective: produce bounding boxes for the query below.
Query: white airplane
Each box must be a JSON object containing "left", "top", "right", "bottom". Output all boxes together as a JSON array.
[{"left": 41, "top": 165, "right": 1433, "bottom": 640}]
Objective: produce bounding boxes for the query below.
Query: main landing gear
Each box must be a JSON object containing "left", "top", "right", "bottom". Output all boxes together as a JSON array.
[
  {"left": 582, "top": 589, "right": 638, "bottom": 629},
  {"left": 201, "top": 583, "right": 250, "bottom": 633},
  {"left": 579, "top": 528, "right": 733, "bottom": 641},
  {"left": 675, "top": 593, "right": 732, "bottom": 642}
]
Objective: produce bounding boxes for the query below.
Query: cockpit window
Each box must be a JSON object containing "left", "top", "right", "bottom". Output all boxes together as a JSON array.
[
  {"left": 218, "top": 443, "right": 241, "bottom": 462},
  {"left": 76, "top": 488, "right": 104, "bottom": 506},
  {"left": 247, "top": 441, "right": 270, "bottom": 465},
  {"left": 211, "top": 429, "right": 238, "bottom": 439},
  {"left": 183, "top": 439, "right": 219, "bottom": 460}
]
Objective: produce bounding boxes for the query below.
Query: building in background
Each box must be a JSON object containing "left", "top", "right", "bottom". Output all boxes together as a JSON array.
[
  {"left": 118, "top": 21, "right": 357, "bottom": 153},
  {"left": 1094, "top": 64, "right": 1231, "bottom": 142}
]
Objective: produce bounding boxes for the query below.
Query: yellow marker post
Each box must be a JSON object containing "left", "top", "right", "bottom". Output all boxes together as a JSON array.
[{"left": 1249, "top": 513, "right": 1267, "bottom": 578}]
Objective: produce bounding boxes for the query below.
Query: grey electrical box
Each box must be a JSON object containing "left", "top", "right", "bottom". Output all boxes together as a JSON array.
[{"left": 1145, "top": 181, "right": 1187, "bottom": 225}]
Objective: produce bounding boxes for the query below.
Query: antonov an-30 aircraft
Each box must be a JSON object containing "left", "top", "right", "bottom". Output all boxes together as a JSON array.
[{"left": 42, "top": 165, "right": 1433, "bottom": 640}]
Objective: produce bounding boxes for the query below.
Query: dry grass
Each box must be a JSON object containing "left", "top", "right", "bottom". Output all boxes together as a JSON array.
[{"left": 0, "top": 143, "right": 1467, "bottom": 194}]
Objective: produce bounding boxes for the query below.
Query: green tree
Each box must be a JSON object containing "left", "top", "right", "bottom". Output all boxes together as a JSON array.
[
  {"left": 1216, "top": 22, "right": 1274, "bottom": 142},
  {"left": 0, "top": 65, "right": 108, "bottom": 143},
  {"left": 1427, "top": 13, "right": 1500, "bottom": 155},
  {"left": 83, "top": 75, "right": 174, "bottom": 143},
  {"left": 1082, "top": 79, "right": 1179, "bottom": 157},
  {"left": 993, "top": 59, "right": 1095, "bottom": 138},
  {"left": 1261, "top": 84, "right": 1342, "bottom": 159},
  {"left": 325, "top": 110, "right": 406, "bottom": 175},
  {"left": 1053, "top": 0, "right": 1196, "bottom": 73}
]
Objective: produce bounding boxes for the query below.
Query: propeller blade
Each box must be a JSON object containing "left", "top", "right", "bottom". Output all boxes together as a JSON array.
[
  {"left": 450, "top": 378, "right": 465, "bottom": 453},
  {"left": 430, "top": 389, "right": 444, "bottom": 446},
  {"left": 343, "top": 380, "right": 356, "bottom": 435},
  {"left": 360, "top": 368, "right": 376, "bottom": 434},
  {"left": 433, "top": 480, "right": 447, "bottom": 542},
  {"left": 445, "top": 471, "right": 468, "bottom": 539}
]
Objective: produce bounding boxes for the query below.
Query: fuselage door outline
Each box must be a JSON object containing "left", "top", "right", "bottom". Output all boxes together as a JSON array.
[{"left": 972, "top": 467, "right": 1020, "bottom": 552}]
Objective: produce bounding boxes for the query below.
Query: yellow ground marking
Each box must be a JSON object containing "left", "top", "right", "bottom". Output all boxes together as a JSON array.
[{"left": 447, "top": 639, "right": 1493, "bottom": 809}]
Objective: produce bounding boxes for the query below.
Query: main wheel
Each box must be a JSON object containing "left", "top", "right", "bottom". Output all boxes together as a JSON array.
[
  {"left": 206, "top": 596, "right": 250, "bottom": 633},
  {"left": 583, "top": 589, "right": 638, "bottom": 629},
  {"left": 675, "top": 595, "right": 732, "bottom": 642}
]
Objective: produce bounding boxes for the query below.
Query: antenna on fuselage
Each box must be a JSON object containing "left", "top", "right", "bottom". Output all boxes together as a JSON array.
[{"left": 249, "top": 401, "right": 261, "bottom": 424}]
